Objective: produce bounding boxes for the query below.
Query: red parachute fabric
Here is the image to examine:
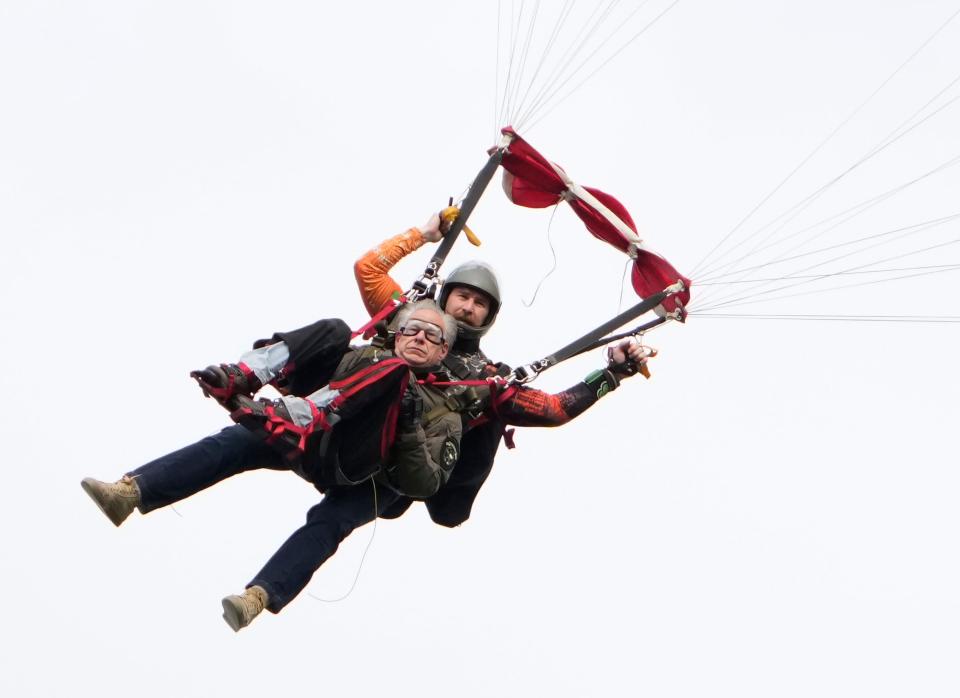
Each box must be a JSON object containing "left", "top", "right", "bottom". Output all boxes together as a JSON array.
[{"left": 498, "top": 126, "right": 691, "bottom": 315}]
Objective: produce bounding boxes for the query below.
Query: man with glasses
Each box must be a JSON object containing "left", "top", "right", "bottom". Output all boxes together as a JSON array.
[
  {"left": 356, "top": 211, "right": 653, "bottom": 529},
  {"left": 81, "top": 300, "right": 463, "bottom": 631}
]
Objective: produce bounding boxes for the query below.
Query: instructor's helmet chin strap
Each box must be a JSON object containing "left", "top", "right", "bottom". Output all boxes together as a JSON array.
[{"left": 438, "top": 260, "right": 502, "bottom": 341}]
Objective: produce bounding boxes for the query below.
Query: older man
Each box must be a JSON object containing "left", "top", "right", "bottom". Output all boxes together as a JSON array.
[
  {"left": 355, "top": 212, "right": 652, "bottom": 528},
  {"left": 81, "top": 301, "right": 461, "bottom": 631}
]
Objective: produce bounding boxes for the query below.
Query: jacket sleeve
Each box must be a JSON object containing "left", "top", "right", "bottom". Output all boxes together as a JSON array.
[
  {"left": 494, "top": 381, "right": 602, "bottom": 428},
  {"left": 382, "top": 397, "right": 462, "bottom": 499},
  {"left": 354, "top": 228, "right": 427, "bottom": 316}
]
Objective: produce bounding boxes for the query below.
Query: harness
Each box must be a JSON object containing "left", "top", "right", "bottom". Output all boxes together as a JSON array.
[
  {"left": 344, "top": 276, "right": 688, "bottom": 457},
  {"left": 417, "top": 352, "right": 521, "bottom": 449},
  {"left": 245, "top": 354, "right": 410, "bottom": 453}
]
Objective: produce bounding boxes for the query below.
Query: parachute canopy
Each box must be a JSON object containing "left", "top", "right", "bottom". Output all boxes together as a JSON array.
[{"left": 498, "top": 127, "right": 691, "bottom": 316}]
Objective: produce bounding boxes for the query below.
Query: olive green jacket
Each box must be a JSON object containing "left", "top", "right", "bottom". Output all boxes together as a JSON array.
[{"left": 334, "top": 347, "right": 462, "bottom": 499}]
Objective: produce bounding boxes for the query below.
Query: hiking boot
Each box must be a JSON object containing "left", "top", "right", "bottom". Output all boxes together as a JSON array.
[
  {"left": 221, "top": 585, "right": 269, "bottom": 632},
  {"left": 191, "top": 363, "right": 262, "bottom": 408},
  {"left": 80, "top": 475, "right": 141, "bottom": 527}
]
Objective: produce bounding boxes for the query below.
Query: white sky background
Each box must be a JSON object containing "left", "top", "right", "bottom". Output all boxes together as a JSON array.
[{"left": 1, "top": 1, "right": 958, "bottom": 696}]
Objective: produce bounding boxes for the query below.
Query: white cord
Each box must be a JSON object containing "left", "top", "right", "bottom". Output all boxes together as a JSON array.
[{"left": 307, "top": 478, "right": 379, "bottom": 603}]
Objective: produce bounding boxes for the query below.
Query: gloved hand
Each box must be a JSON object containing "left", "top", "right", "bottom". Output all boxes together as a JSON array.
[
  {"left": 607, "top": 339, "right": 657, "bottom": 380},
  {"left": 397, "top": 385, "right": 424, "bottom": 430}
]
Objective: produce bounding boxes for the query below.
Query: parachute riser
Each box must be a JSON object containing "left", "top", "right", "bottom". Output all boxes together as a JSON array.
[
  {"left": 506, "top": 280, "right": 686, "bottom": 385},
  {"left": 573, "top": 314, "right": 672, "bottom": 358},
  {"left": 407, "top": 135, "right": 513, "bottom": 301}
]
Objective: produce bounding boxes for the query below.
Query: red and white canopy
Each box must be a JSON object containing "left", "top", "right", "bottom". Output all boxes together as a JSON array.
[{"left": 498, "top": 126, "right": 691, "bottom": 316}]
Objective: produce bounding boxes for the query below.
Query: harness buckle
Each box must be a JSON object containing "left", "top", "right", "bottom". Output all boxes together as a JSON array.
[
  {"left": 406, "top": 276, "right": 438, "bottom": 303},
  {"left": 443, "top": 386, "right": 483, "bottom": 418},
  {"left": 509, "top": 359, "right": 550, "bottom": 385}
]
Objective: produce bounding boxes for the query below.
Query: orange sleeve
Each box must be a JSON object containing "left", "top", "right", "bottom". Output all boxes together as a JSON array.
[{"left": 354, "top": 228, "right": 428, "bottom": 316}]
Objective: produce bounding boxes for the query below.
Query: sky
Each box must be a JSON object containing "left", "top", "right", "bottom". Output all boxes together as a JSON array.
[{"left": 1, "top": 2, "right": 958, "bottom": 697}]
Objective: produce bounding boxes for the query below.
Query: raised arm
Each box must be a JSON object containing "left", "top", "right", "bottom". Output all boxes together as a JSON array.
[{"left": 353, "top": 213, "right": 445, "bottom": 316}]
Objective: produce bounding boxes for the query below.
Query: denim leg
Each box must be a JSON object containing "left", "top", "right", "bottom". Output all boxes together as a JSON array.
[
  {"left": 250, "top": 482, "right": 402, "bottom": 612},
  {"left": 128, "top": 425, "right": 286, "bottom": 513}
]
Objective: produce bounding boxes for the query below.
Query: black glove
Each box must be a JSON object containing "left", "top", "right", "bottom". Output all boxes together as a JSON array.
[
  {"left": 608, "top": 358, "right": 639, "bottom": 379},
  {"left": 397, "top": 385, "right": 424, "bottom": 430}
]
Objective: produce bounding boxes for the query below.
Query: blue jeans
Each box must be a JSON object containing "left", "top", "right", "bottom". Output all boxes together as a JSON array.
[{"left": 128, "top": 425, "right": 402, "bottom": 612}]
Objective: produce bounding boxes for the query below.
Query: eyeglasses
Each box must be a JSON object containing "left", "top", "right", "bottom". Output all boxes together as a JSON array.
[{"left": 397, "top": 320, "right": 445, "bottom": 345}]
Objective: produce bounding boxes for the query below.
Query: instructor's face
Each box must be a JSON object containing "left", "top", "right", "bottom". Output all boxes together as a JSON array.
[
  {"left": 443, "top": 286, "right": 491, "bottom": 327},
  {"left": 395, "top": 309, "right": 449, "bottom": 367}
]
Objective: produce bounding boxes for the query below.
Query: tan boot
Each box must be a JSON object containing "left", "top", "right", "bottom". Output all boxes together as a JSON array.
[
  {"left": 80, "top": 475, "right": 141, "bottom": 527},
  {"left": 221, "top": 585, "right": 269, "bottom": 632}
]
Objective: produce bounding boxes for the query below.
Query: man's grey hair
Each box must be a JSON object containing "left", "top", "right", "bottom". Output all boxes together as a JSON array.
[{"left": 396, "top": 299, "right": 457, "bottom": 345}]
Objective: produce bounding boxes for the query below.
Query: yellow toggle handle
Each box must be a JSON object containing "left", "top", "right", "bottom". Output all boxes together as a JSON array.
[
  {"left": 440, "top": 205, "right": 482, "bottom": 247},
  {"left": 638, "top": 347, "right": 658, "bottom": 379}
]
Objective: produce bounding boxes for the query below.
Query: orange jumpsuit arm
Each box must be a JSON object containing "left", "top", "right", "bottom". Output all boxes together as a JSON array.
[{"left": 353, "top": 228, "right": 428, "bottom": 317}]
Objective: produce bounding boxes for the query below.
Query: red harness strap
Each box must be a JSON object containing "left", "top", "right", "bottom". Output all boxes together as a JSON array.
[
  {"left": 380, "top": 370, "right": 410, "bottom": 461},
  {"left": 474, "top": 382, "right": 519, "bottom": 449},
  {"left": 329, "top": 357, "right": 405, "bottom": 389},
  {"left": 255, "top": 399, "right": 334, "bottom": 453},
  {"left": 328, "top": 358, "right": 408, "bottom": 410},
  {"left": 417, "top": 379, "right": 491, "bottom": 388},
  {"left": 242, "top": 364, "right": 410, "bottom": 456},
  {"left": 351, "top": 295, "right": 406, "bottom": 340},
  {"left": 329, "top": 358, "right": 410, "bottom": 459},
  {"left": 417, "top": 376, "right": 520, "bottom": 450}
]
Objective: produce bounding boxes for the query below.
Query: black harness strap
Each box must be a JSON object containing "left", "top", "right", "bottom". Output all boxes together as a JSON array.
[{"left": 571, "top": 315, "right": 669, "bottom": 358}]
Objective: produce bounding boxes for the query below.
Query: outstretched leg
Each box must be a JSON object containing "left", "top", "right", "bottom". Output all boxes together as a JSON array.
[
  {"left": 81, "top": 426, "right": 289, "bottom": 526},
  {"left": 127, "top": 425, "right": 287, "bottom": 513},
  {"left": 247, "top": 482, "right": 403, "bottom": 613}
]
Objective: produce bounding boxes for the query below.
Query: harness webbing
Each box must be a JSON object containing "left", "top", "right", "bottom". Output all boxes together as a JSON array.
[
  {"left": 468, "top": 383, "right": 519, "bottom": 449},
  {"left": 572, "top": 315, "right": 668, "bottom": 358},
  {"left": 351, "top": 296, "right": 406, "bottom": 340},
  {"left": 417, "top": 377, "right": 494, "bottom": 425},
  {"left": 329, "top": 358, "right": 406, "bottom": 394},
  {"left": 380, "top": 370, "right": 410, "bottom": 461},
  {"left": 256, "top": 399, "right": 334, "bottom": 453},
  {"left": 414, "top": 372, "right": 520, "bottom": 448}
]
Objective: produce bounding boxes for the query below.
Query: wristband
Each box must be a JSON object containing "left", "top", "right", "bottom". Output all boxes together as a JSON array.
[{"left": 583, "top": 368, "right": 620, "bottom": 399}]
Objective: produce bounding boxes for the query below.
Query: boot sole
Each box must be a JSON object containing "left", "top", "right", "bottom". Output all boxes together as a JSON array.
[
  {"left": 221, "top": 598, "right": 244, "bottom": 632},
  {"left": 80, "top": 478, "right": 129, "bottom": 527}
]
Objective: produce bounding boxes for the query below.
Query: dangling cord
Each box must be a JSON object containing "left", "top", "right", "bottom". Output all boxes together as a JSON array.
[
  {"left": 582, "top": 257, "right": 637, "bottom": 364},
  {"left": 522, "top": 202, "right": 562, "bottom": 307},
  {"left": 308, "top": 478, "right": 379, "bottom": 603},
  {"left": 146, "top": 468, "right": 378, "bottom": 600},
  {"left": 617, "top": 256, "right": 632, "bottom": 313}
]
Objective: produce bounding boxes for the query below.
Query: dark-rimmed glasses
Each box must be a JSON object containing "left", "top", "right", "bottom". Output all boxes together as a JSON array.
[{"left": 397, "top": 319, "right": 445, "bottom": 345}]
